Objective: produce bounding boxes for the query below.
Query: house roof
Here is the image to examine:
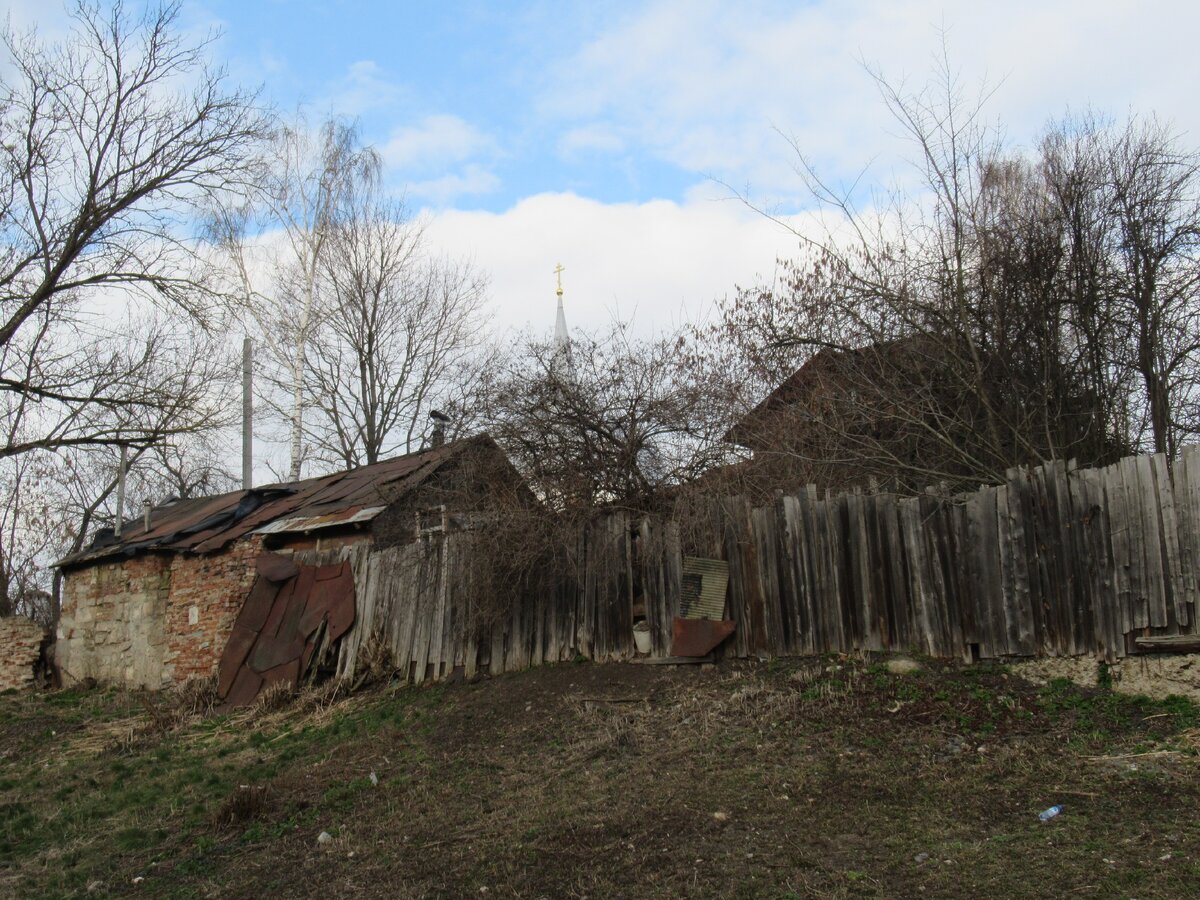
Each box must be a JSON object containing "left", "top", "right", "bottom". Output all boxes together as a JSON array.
[
  {"left": 726, "top": 335, "right": 942, "bottom": 448},
  {"left": 58, "top": 435, "right": 500, "bottom": 568}
]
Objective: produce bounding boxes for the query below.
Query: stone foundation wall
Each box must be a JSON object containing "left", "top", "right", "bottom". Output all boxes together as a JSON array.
[
  {"left": 162, "top": 536, "right": 264, "bottom": 683},
  {"left": 57, "top": 555, "right": 171, "bottom": 688},
  {"left": 0, "top": 616, "right": 44, "bottom": 691}
]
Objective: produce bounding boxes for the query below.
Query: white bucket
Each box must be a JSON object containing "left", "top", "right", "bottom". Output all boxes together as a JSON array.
[{"left": 633, "top": 622, "right": 652, "bottom": 654}]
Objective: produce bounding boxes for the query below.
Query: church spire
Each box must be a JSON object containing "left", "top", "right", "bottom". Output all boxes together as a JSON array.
[{"left": 553, "top": 262, "right": 569, "bottom": 350}]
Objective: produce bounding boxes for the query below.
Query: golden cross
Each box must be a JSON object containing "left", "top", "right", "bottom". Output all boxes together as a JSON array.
[{"left": 554, "top": 262, "right": 564, "bottom": 297}]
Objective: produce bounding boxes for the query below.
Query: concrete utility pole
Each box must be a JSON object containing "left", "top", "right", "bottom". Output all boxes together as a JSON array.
[
  {"left": 242, "top": 336, "right": 253, "bottom": 490},
  {"left": 114, "top": 444, "right": 127, "bottom": 538}
]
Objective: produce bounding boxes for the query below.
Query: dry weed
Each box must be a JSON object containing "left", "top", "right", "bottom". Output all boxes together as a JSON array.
[
  {"left": 212, "top": 784, "right": 270, "bottom": 828},
  {"left": 173, "top": 675, "right": 218, "bottom": 717},
  {"left": 253, "top": 680, "right": 296, "bottom": 715}
]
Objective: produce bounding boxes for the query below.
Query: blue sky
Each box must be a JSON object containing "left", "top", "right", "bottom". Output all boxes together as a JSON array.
[
  {"left": 189, "top": 1, "right": 696, "bottom": 210},
  {"left": 13, "top": 1, "right": 1200, "bottom": 335}
]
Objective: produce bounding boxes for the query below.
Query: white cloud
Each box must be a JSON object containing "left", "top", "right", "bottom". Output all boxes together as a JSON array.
[
  {"left": 409, "top": 164, "right": 502, "bottom": 206},
  {"left": 540, "top": 0, "right": 1200, "bottom": 203},
  {"left": 558, "top": 124, "right": 627, "bottom": 157},
  {"left": 381, "top": 114, "right": 497, "bottom": 171},
  {"left": 320, "top": 59, "right": 410, "bottom": 117},
  {"left": 424, "top": 189, "right": 816, "bottom": 339}
]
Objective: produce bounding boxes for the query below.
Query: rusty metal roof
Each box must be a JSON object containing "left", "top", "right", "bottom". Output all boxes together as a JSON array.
[{"left": 58, "top": 435, "right": 497, "bottom": 568}]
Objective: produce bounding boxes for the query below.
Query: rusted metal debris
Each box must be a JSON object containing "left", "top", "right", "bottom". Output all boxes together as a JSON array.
[
  {"left": 672, "top": 617, "right": 736, "bottom": 657},
  {"left": 216, "top": 553, "right": 356, "bottom": 707}
]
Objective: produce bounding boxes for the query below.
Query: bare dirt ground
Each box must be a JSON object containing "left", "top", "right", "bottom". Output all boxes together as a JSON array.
[{"left": 3, "top": 655, "right": 1200, "bottom": 898}]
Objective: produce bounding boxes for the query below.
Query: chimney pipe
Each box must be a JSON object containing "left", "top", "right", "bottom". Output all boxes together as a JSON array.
[
  {"left": 429, "top": 409, "right": 450, "bottom": 449},
  {"left": 143, "top": 499, "right": 152, "bottom": 533},
  {"left": 242, "top": 336, "right": 253, "bottom": 490}
]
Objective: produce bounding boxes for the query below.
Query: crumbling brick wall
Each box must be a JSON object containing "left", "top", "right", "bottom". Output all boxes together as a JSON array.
[
  {"left": 57, "top": 555, "right": 172, "bottom": 688},
  {"left": 162, "top": 536, "right": 265, "bottom": 683},
  {"left": 0, "top": 616, "right": 44, "bottom": 691},
  {"left": 57, "top": 536, "right": 268, "bottom": 689}
]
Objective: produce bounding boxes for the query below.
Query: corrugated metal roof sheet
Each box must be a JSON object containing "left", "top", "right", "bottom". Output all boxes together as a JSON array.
[
  {"left": 251, "top": 506, "right": 387, "bottom": 535},
  {"left": 680, "top": 557, "right": 729, "bottom": 620},
  {"left": 58, "top": 436, "right": 497, "bottom": 568}
]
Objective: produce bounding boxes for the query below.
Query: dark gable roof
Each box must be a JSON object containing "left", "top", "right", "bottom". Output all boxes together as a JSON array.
[
  {"left": 726, "top": 335, "right": 944, "bottom": 448},
  {"left": 59, "top": 435, "right": 501, "bottom": 568}
]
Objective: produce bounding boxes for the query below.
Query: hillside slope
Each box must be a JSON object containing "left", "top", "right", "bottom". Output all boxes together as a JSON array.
[{"left": 3, "top": 657, "right": 1200, "bottom": 898}]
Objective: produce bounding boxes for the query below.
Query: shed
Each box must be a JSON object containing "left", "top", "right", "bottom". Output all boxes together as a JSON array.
[{"left": 54, "top": 435, "right": 521, "bottom": 691}]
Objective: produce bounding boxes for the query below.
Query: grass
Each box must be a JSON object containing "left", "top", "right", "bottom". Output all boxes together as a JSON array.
[{"left": 1, "top": 657, "right": 1199, "bottom": 897}]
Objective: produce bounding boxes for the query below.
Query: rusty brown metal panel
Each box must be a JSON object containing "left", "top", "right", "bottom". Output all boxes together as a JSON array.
[
  {"left": 672, "top": 617, "right": 736, "bottom": 657},
  {"left": 258, "top": 577, "right": 296, "bottom": 641},
  {"left": 324, "top": 566, "right": 356, "bottom": 643},
  {"left": 239, "top": 577, "right": 280, "bottom": 634},
  {"left": 216, "top": 556, "right": 358, "bottom": 707},
  {"left": 256, "top": 553, "right": 300, "bottom": 582},
  {"left": 216, "top": 625, "right": 258, "bottom": 697},
  {"left": 224, "top": 666, "right": 263, "bottom": 708},
  {"left": 250, "top": 633, "right": 307, "bottom": 673},
  {"left": 258, "top": 658, "right": 300, "bottom": 688}
]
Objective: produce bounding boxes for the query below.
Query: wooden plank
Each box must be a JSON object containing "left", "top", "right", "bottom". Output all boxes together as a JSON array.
[
  {"left": 1153, "top": 453, "right": 1186, "bottom": 630},
  {"left": 1106, "top": 457, "right": 1134, "bottom": 637},
  {"left": 1099, "top": 465, "right": 1123, "bottom": 662},
  {"left": 1003, "top": 470, "right": 1036, "bottom": 655},
  {"left": 882, "top": 494, "right": 912, "bottom": 653},
  {"left": 1180, "top": 446, "right": 1200, "bottom": 626},
  {"left": 898, "top": 497, "right": 933, "bottom": 656},
  {"left": 1137, "top": 454, "right": 1169, "bottom": 629},
  {"left": 428, "top": 538, "right": 447, "bottom": 679},
  {"left": 1119, "top": 455, "right": 1147, "bottom": 631},
  {"left": 391, "top": 546, "right": 421, "bottom": 681},
  {"left": 851, "top": 490, "right": 880, "bottom": 650},
  {"left": 780, "top": 495, "right": 808, "bottom": 653},
  {"left": 1056, "top": 460, "right": 1090, "bottom": 657},
  {"left": 664, "top": 520, "right": 683, "bottom": 653},
  {"left": 753, "top": 502, "right": 784, "bottom": 654},
  {"left": 1134, "top": 635, "right": 1200, "bottom": 652}
]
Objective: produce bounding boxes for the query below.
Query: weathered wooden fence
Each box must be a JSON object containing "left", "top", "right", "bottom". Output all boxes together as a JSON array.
[
  {"left": 303, "top": 446, "right": 1200, "bottom": 683},
  {"left": 674, "top": 447, "right": 1200, "bottom": 664}
]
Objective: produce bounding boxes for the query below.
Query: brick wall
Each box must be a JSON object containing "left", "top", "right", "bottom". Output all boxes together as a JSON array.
[
  {"left": 0, "top": 616, "right": 44, "bottom": 691},
  {"left": 57, "top": 555, "right": 171, "bottom": 688},
  {"left": 57, "top": 536, "right": 269, "bottom": 689},
  {"left": 161, "top": 536, "right": 265, "bottom": 683}
]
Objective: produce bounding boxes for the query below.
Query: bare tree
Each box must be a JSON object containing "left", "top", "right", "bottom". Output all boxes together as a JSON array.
[
  {"left": 0, "top": 1, "right": 265, "bottom": 457},
  {"left": 303, "top": 191, "right": 488, "bottom": 468},
  {"left": 1104, "top": 118, "right": 1200, "bottom": 457},
  {"left": 715, "top": 50, "right": 1199, "bottom": 493},
  {"left": 214, "top": 115, "right": 380, "bottom": 479},
  {"left": 482, "top": 320, "right": 726, "bottom": 511}
]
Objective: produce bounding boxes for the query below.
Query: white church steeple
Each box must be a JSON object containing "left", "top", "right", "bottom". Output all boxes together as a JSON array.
[{"left": 553, "top": 262, "right": 569, "bottom": 350}]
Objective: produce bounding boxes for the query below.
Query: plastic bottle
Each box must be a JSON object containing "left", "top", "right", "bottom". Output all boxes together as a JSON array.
[{"left": 1038, "top": 805, "right": 1063, "bottom": 822}]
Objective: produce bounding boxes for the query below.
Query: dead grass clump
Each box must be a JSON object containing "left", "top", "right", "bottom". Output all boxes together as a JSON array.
[
  {"left": 253, "top": 680, "right": 296, "bottom": 715},
  {"left": 212, "top": 784, "right": 270, "bottom": 829},
  {"left": 1178, "top": 727, "right": 1200, "bottom": 754},
  {"left": 174, "top": 674, "right": 218, "bottom": 717},
  {"left": 353, "top": 636, "right": 394, "bottom": 689},
  {"left": 570, "top": 702, "right": 644, "bottom": 758},
  {"left": 294, "top": 678, "right": 349, "bottom": 716}
]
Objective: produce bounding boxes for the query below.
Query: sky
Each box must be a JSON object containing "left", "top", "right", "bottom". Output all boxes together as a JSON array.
[{"left": 10, "top": 0, "right": 1200, "bottom": 338}]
